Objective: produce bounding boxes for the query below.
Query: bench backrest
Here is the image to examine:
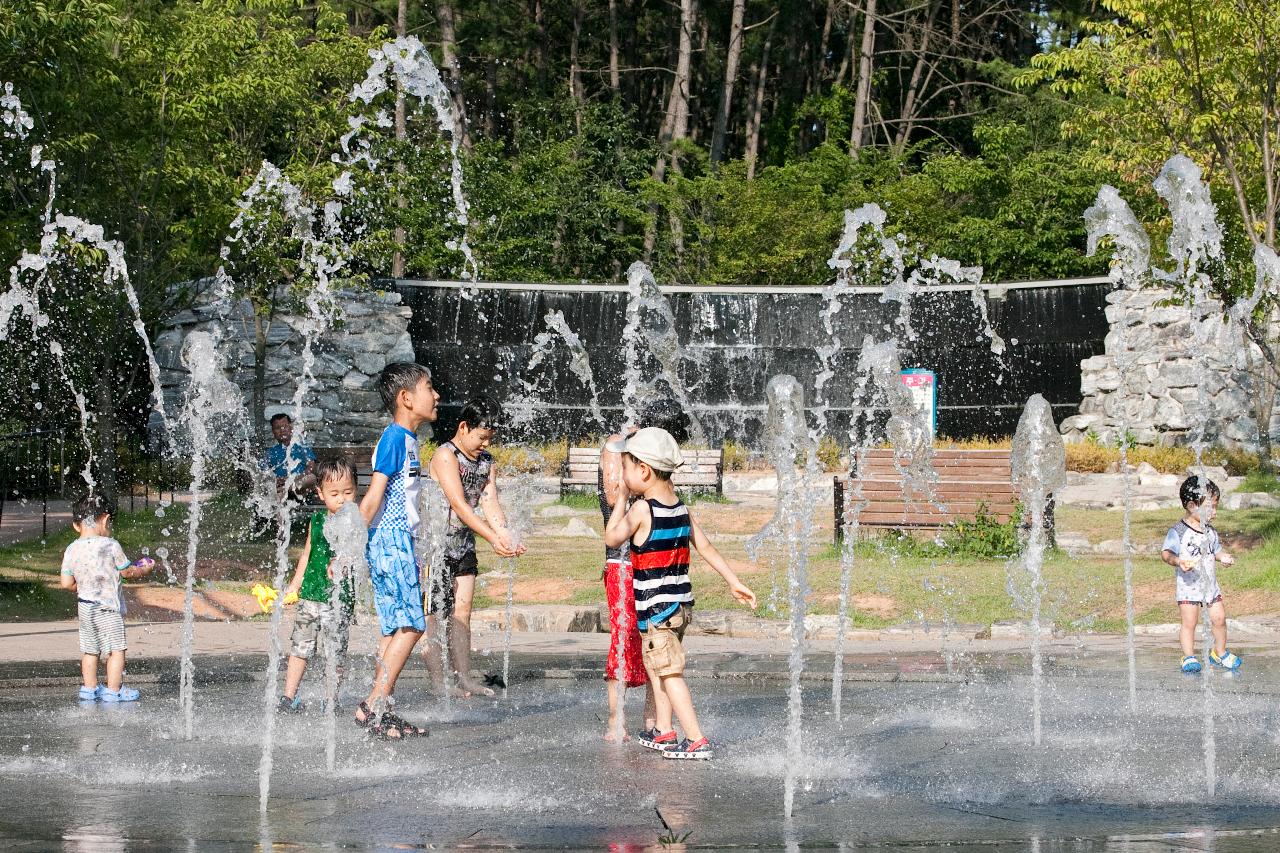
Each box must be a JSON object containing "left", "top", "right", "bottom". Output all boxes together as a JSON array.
[
  {"left": 836, "top": 448, "right": 1018, "bottom": 533},
  {"left": 562, "top": 446, "right": 724, "bottom": 491},
  {"left": 854, "top": 448, "right": 1012, "bottom": 482}
]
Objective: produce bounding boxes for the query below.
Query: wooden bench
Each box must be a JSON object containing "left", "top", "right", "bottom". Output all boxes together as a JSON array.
[
  {"left": 560, "top": 446, "right": 724, "bottom": 496},
  {"left": 833, "top": 449, "right": 1017, "bottom": 541}
]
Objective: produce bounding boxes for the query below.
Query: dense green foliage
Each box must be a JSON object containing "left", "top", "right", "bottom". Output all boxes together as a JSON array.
[{"left": 7, "top": 0, "right": 1256, "bottom": 492}]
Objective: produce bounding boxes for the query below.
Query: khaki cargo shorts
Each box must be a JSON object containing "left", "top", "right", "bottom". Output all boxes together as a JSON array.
[{"left": 642, "top": 604, "right": 692, "bottom": 678}]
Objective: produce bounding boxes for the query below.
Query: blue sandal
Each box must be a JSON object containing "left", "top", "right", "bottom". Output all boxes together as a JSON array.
[
  {"left": 1209, "top": 649, "right": 1242, "bottom": 670},
  {"left": 1180, "top": 656, "right": 1202, "bottom": 674}
]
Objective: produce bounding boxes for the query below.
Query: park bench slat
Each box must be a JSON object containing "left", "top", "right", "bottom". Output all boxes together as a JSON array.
[
  {"left": 834, "top": 447, "right": 1024, "bottom": 540},
  {"left": 562, "top": 446, "right": 724, "bottom": 496},
  {"left": 850, "top": 501, "right": 1014, "bottom": 517}
]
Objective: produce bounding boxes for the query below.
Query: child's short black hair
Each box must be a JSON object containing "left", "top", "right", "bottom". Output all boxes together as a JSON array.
[
  {"left": 72, "top": 494, "right": 113, "bottom": 524},
  {"left": 315, "top": 457, "right": 357, "bottom": 488},
  {"left": 377, "top": 362, "right": 432, "bottom": 412},
  {"left": 626, "top": 452, "right": 673, "bottom": 481},
  {"left": 458, "top": 396, "right": 504, "bottom": 430},
  {"left": 1179, "top": 475, "right": 1221, "bottom": 509},
  {"left": 269, "top": 412, "right": 291, "bottom": 426}
]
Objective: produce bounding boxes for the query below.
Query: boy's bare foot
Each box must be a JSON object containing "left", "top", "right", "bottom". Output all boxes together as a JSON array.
[
  {"left": 603, "top": 717, "right": 630, "bottom": 742},
  {"left": 458, "top": 677, "right": 495, "bottom": 698},
  {"left": 430, "top": 681, "right": 472, "bottom": 699}
]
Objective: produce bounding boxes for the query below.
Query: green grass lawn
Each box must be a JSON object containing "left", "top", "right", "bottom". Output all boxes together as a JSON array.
[{"left": 3, "top": 492, "right": 1276, "bottom": 630}]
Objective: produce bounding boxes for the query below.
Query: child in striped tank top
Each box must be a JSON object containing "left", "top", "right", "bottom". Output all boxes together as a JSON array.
[{"left": 604, "top": 427, "right": 757, "bottom": 761}]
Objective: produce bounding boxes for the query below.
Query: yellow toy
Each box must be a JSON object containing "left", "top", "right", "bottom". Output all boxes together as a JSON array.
[{"left": 251, "top": 583, "right": 298, "bottom": 613}]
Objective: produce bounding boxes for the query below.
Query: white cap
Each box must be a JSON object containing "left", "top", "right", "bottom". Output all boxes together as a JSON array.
[{"left": 606, "top": 427, "right": 684, "bottom": 473}]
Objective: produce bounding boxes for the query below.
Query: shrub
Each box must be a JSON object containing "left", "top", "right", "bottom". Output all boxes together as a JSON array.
[
  {"left": 862, "top": 502, "right": 1020, "bottom": 559},
  {"left": 490, "top": 439, "right": 567, "bottom": 475},
  {"left": 1066, "top": 442, "right": 1115, "bottom": 473},
  {"left": 936, "top": 436, "right": 1012, "bottom": 449},
  {"left": 939, "top": 502, "right": 1021, "bottom": 558},
  {"left": 721, "top": 440, "right": 752, "bottom": 471},
  {"left": 1127, "top": 445, "right": 1195, "bottom": 473},
  {"left": 1241, "top": 470, "right": 1280, "bottom": 494},
  {"left": 817, "top": 436, "right": 843, "bottom": 471},
  {"left": 1204, "top": 447, "right": 1264, "bottom": 476}
]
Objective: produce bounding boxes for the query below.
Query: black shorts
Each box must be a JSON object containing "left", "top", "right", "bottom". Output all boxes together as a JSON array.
[{"left": 426, "top": 551, "right": 478, "bottom": 616}]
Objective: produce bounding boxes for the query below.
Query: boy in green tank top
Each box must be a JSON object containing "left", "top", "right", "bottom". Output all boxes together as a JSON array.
[{"left": 279, "top": 458, "right": 359, "bottom": 712}]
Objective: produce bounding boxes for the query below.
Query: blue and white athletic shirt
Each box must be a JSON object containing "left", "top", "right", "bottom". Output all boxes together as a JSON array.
[{"left": 369, "top": 423, "right": 421, "bottom": 534}]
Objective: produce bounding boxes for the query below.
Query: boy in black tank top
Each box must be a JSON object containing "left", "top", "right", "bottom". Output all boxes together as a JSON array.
[
  {"left": 604, "top": 427, "right": 757, "bottom": 760},
  {"left": 425, "top": 397, "right": 526, "bottom": 697}
]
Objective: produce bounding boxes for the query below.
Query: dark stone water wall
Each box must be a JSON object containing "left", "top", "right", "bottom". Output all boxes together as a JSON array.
[{"left": 393, "top": 279, "right": 1111, "bottom": 443}]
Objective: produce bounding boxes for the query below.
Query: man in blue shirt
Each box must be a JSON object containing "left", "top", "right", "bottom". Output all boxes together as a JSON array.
[{"left": 264, "top": 412, "right": 317, "bottom": 496}]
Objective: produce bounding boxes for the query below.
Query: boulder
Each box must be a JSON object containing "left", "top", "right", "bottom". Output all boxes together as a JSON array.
[{"left": 558, "top": 518, "right": 600, "bottom": 539}]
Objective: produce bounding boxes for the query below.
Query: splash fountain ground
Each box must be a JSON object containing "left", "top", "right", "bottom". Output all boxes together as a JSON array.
[{"left": 5, "top": 46, "right": 1280, "bottom": 852}]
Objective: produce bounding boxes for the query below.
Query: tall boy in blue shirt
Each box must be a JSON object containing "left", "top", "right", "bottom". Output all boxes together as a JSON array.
[{"left": 352, "top": 362, "right": 438, "bottom": 740}]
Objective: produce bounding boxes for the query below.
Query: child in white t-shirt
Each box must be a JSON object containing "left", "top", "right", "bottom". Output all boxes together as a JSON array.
[
  {"left": 60, "top": 496, "right": 154, "bottom": 702},
  {"left": 1161, "top": 476, "right": 1238, "bottom": 674}
]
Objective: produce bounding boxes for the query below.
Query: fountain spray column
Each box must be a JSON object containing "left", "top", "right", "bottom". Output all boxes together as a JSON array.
[
  {"left": 1083, "top": 185, "right": 1152, "bottom": 712},
  {"left": 1010, "top": 394, "right": 1066, "bottom": 747},
  {"left": 756, "top": 375, "right": 821, "bottom": 820},
  {"left": 498, "top": 463, "right": 539, "bottom": 696},
  {"left": 176, "top": 331, "right": 246, "bottom": 740},
  {"left": 1152, "top": 155, "right": 1227, "bottom": 798},
  {"left": 322, "top": 502, "right": 368, "bottom": 773}
]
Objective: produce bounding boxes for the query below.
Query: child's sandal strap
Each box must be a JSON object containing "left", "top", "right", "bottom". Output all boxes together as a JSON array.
[{"left": 381, "top": 711, "right": 428, "bottom": 737}]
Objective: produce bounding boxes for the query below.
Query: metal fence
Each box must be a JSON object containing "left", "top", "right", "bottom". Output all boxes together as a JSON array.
[{"left": 0, "top": 429, "right": 179, "bottom": 539}]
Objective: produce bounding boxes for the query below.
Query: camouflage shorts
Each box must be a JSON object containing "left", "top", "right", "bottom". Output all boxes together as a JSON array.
[{"left": 289, "top": 599, "right": 352, "bottom": 661}]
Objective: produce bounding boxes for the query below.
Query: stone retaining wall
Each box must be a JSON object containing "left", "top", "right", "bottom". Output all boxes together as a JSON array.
[
  {"left": 1060, "top": 285, "right": 1277, "bottom": 449},
  {"left": 156, "top": 281, "right": 417, "bottom": 445}
]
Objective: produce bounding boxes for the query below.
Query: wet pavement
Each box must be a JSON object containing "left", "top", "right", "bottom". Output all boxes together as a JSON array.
[{"left": 2, "top": 642, "right": 1280, "bottom": 850}]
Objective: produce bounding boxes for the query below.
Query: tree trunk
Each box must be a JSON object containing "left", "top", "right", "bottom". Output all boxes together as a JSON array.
[
  {"left": 437, "top": 1, "right": 472, "bottom": 151},
  {"left": 392, "top": 0, "right": 407, "bottom": 279},
  {"left": 608, "top": 0, "right": 621, "bottom": 93},
  {"left": 850, "top": 0, "right": 877, "bottom": 154},
  {"left": 483, "top": 57, "right": 498, "bottom": 137},
  {"left": 709, "top": 0, "right": 746, "bottom": 166},
  {"left": 569, "top": 0, "right": 585, "bottom": 132},
  {"left": 744, "top": 17, "right": 776, "bottom": 180},
  {"left": 669, "top": 0, "right": 694, "bottom": 143},
  {"left": 643, "top": 0, "right": 696, "bottom": 259},
  {"left": 893, "top": 0, "right": 942, "bottom": 153},
  {"left": 533, "top": 0, "right": 548, "bottom": 89},
  {"left": 834, "top": 21, "right": 855, "bottom": 87},
  {"left": 817, "top": 0, "right": 838, "bottom": 81}
]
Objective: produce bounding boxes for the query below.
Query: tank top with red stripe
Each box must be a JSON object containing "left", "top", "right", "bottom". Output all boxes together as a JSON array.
[{"left": 631, "top": 497, "right": 693, "bottom": 629}]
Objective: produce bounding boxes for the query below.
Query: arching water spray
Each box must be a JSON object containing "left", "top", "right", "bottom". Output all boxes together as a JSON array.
[
  {"left": 249, "top": 162, "right": 349, "bottom": 810},
  {"left": 506, "top": 310, "right": 605, "bottom": 433},
  {"left": 337, "top": 37, "right": 476, "bottom": 283},
  {"left": 3, "top": 84, "right": 171, "bottom": 488},
  {"left": 620, "top": 262, "right": 705, "bottom": 443},
  {"left": 1152, "top": 155, "right": 1225, "bottom": 798},
  {"left": 1083, "top": 184, "right": 1151, "bottom": 712}
]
